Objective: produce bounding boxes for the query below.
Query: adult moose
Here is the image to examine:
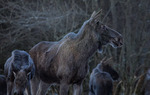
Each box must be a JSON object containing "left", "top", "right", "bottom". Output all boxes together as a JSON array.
[
  {"left": 89, "top": 58, "right": 119, "bottom": 95},
  {"left": 4, "top": 50, "right": 35, "bottom": 95},
  {"left": 30, "top": 10, "right": 123, "bottom": 95}
]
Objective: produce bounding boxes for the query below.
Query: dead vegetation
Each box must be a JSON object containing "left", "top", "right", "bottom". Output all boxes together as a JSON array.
[{"left": 0, "top": 0, "right": 150, "bottom": 95}]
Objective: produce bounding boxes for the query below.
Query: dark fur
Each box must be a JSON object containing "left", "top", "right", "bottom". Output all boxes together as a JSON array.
[
  {"left": 89, "top": 58, "right": 119, "bottom": 95},
  {"left": 4, "top": 50, "right": 35, "bottom": 95},
  {"left": 0, "top": 75, "right": 7, "bottom": 95},
  {"left": 29, "top": 10, "right": 123, "bottom": 95}
]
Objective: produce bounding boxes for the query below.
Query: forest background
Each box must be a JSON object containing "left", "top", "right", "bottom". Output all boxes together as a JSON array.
[{"left": 0, "top": 0, "right": 150, "bottom": 95}]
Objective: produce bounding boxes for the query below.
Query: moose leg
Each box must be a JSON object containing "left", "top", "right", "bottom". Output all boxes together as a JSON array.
[
  {"left": 30, "top": 76, "right": 40, "bottom": 95},
  {"left": 26, "top": 81, "right": 32, "bottom": 95},
  {"left": 73, "top": 83, "right": 82, "bottom": 95},
  {"left": 89, "top": 91, "right": 94, "bottom": 95},
  {"left": 7, "top": 81, "right": 13, "bottom": 95},
  {"left": 36, "top": 80, "right": 50, "bottom": 95},
  {"left": 60, "top": 82, "right": 69, "bottom": 95}
]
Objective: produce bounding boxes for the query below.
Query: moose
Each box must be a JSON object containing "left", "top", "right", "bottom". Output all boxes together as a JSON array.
[
  {"left": 89, "top": 58, "right": 119, "bottom": 95},
  {"left": 4, "top": 50, "right": 35, "bottom": 95},
  {"left": 29, "top": 10, "right": 123, "bottom": 95},
  {"left": 0, "top": 75, "right": 7, "bottom": 95}
]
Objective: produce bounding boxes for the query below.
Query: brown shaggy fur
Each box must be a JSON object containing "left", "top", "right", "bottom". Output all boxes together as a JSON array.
[{"left": 30, "top": 10, "right": 123, "bottom": 95}]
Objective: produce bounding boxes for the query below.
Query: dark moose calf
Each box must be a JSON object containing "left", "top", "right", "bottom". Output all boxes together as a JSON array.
[
  {"left": 30, "top": 10, "right": 123, "bottom": 95},
  {"left": 0, "top": 75, "right": 7, "bottom": 95},
  {"left": 4, "top": 50, "right": 35, "bottom": 95},
  {"left": 89, "top": 58, "right": 119, "bottom": 95}
]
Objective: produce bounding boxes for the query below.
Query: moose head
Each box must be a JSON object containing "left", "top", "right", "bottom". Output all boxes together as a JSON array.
[
  {"left": 86, "top": 10, "right": 123, "bottom": 53},
  {"left": 11, "top": 50, "right": 33, "bottom": 95},
  {"left": 98, "top": 57, "right": 119, "bottom": 80}
]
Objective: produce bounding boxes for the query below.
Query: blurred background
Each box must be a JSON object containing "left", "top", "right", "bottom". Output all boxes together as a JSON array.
[{"left": 0, "top": 0, "right": 150, "bottom": 95}]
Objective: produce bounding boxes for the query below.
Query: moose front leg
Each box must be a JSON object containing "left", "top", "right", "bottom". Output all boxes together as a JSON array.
[
  {"left": 7, "top": 81, "right": 13, "bottom": 95},
  {"left": 30, "top": 76, "right": 40, "bottom": 95},
  {"left": 36, "top": 80, "right": 50, "bottom": 95},
  {"left": 89, "top": 92, "right": 94, "bottom": 95},
  {"left": 73, "top": 83, "right": 82, "bottom": 95},
  {"left": 60, "top": 82, "right": 69, "bottom": 95},
  {"left": 26, "top": 81, "right": 32, "bottom": 95}
]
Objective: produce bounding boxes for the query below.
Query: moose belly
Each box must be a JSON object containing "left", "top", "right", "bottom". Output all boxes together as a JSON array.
[
  {"left": 70, "top": 63, "right": 89, "bottom": 84},
  {"left": 38, "top": 67, "right": 60, "bottom": 84}
]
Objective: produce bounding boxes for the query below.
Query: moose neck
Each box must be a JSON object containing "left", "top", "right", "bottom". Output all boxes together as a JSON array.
[{"left": 75, "top": 21, "right": 99, "bottom": 59}]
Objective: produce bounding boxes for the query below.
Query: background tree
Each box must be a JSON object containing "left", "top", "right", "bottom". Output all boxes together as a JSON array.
[{"left": 0, "top": 0, "right": 150, "bottom": 95}]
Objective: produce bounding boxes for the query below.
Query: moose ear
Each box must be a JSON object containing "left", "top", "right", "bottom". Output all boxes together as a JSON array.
[
  {"left": 100, "top": 57, "right": 113, "bottom": 65},
  {"left": 100, "top": 57, "right": 107, "bottom": 65},
  {"left": 27, "top": 72, "right": 31, "bottom": 78},
  {"left": 90, "top": 11, "right": 96, "bottom": 18},
  {"left": 13, "top": 71, "right": 16, "bottom": 78},
  {"left": 90, "top": 10, "right": 102, "bottom": 22},
  {"left": 103, "top": 57, "right": 113, "bottom": 65},
  {"left": 27, "top": 72, "right": 31, "bottom": 76},
  {"left": 27, "top": 72, "right": 32, "bottom": 80}
]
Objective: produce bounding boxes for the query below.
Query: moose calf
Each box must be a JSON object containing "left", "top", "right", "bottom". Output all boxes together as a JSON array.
[
  {"left": 89, "top": 58, "right": 119, "bottom": 95},
  {"left": 4, "top": 50, "right": 35, "bottom": 95}
]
